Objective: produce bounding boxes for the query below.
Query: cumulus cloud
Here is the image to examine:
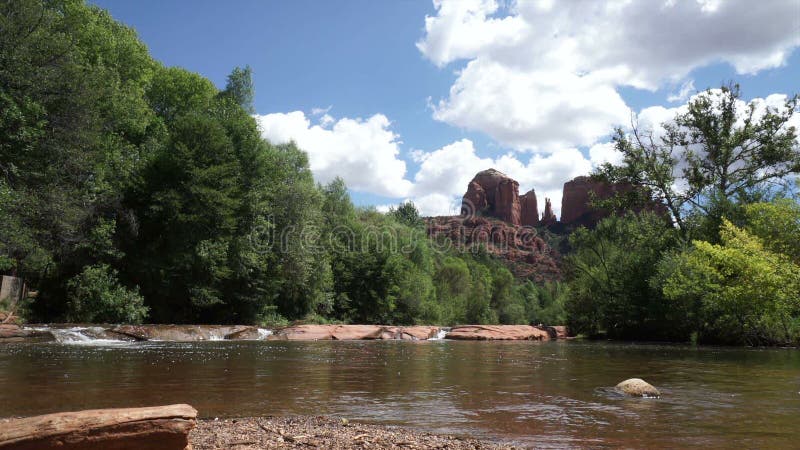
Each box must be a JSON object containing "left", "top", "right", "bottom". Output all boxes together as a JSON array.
[
  {"left": 667, "top": 79, "right": 696, "bottom": 103},
  {"left": 406, "top": 139, "right": 612, "bottom": 217},
  {"left": 254, "top": 90, "right": 796, "bottom": 218},
  {"left": 418, "top": 0, "right": 800, "bottom": 150},
  {"left": 255, "top": 111, "right": 413, "bottom": 197}
]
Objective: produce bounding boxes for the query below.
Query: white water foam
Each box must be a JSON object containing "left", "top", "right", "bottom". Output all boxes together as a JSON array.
[
  {"left": 25, "top": 326, "right": 132, "bottom": 346},
  {"left": 257, "top": 328, "right": 272, "bottom": 340},
  {"left": 428, "top": 328, "right": 448, "bottom": 340}
]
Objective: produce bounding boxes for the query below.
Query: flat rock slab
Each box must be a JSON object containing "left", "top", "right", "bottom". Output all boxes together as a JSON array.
[
  {"left": 0, "top": 324, "right": 53, "bottom": 343},
  {"left": 446, "top": 325, "right": 550, "bottom": 341},
  {"left": 0, "top": 404, "right": 197, "bottom": 450},
  {"left": 112, "top": 325, "right": 254, "bottom": 341},
  {"left": 268, "top": 325, "right": 442, "bottom": 341}
]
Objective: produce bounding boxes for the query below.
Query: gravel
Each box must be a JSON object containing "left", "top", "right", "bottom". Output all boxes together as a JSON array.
[{"left": 190, "top": 415, "right": 519, "bottom": 449}]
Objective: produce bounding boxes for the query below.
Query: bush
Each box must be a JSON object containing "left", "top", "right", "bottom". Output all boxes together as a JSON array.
[{"left": 66, "top": 264, "right": 148, "bottom": 323}]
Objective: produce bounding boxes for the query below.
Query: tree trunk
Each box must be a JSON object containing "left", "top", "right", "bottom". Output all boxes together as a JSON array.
[{"left": 0, "top": 404, "right": 197, "bottom": 450}]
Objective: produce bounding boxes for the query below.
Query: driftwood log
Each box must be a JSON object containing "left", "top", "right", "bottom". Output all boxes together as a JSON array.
[{"left": 0, "top": 404, "right": 197, "bottom": 450}]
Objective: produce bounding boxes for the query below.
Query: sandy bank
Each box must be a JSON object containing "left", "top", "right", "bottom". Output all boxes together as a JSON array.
[{"left": 190, "top": 416, "right": 518, "bottom": 449}]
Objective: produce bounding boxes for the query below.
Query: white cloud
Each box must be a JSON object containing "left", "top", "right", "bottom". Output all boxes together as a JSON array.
[
  {"left": 667, "top": 79, "right": 696, "bottom": 103},
  {"left": 407, "top": 139, "right": 599, "bottom": 217},
  {"left": 255, "top": 111, "right": 413, "bottom": 197},
  {"left": 418, "top": 0, "right": 800, "bottom": 150}
]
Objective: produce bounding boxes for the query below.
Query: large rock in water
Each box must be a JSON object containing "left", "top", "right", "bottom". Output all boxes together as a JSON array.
[
  {"left": 446, "top": 325, "right": 550, "bottom": 341},
  {"left": 268, "top": 325, "right": 442, "bottom": 341},
  {"left": 461, "top": 169, "right": 521, "bottom": 225},
  {"left": 111, "top": 324, "right": 255, "bottom": 341},
  {"left": 0, "top": 404, "right": 197, "bottom": 450},
  {"left": 616, "top": 378, "right": 661, "bottom": 397}
]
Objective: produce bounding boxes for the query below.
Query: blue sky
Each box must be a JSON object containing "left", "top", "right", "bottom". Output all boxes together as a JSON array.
[{"left": 92, "top": 0, "right": 800, "bottom": 216}]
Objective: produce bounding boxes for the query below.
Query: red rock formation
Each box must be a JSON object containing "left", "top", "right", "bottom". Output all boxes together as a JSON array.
[
  {"left": 560, "top": 175, "right": 668, "bottom": 228},
  {"left": 446, "top": 325, "right": 550, "bottom": 341},
  {"left": 426, "top": 215, "right": 561, "bottom": 281},
  {"left": 560, "top": 176, "right": 616, "bottom": 227},
  {"left": 520, "top": 189, "right": 539, "bottom": 226},
  {"left": 268, "top": 325, "right": 442, "bottom": 341},
  {"left": 461, "top": 169, "right": 521, "bottom": 225},
  {"left": 541, "top": 198, "right": 557, "bottom": 227}
]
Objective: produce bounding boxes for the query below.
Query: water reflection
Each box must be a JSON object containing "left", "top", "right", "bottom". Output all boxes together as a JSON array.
[{"left": 0, "top": 340, "right": 797, "bottom": 448}]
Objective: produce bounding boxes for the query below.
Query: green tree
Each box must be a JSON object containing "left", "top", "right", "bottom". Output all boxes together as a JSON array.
[
  {"left": 565, "top": 212, "right": 682, "bottom": 339},
  {"left": 389, "top": 201, "right": 423, "bottom": 228},
  {"left": 743, "top": 199, "right": 800, "bottom": 263},
  {"left": 598, "top": 84, "right": 799, "bottom": 239},
  {"left": 662, "top": 219, "right": 800, "bottom": 345},
  {"left": 66, "top": 264, "right": 148, "bottom": 323},
  {"left": 221, "top": 66, "right": 255, "bottom": 113}
]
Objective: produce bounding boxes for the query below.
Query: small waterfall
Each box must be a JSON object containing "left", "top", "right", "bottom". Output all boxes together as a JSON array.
[
  {"left": 25, "top": 326, "right": 130, "bottom": 346},
  {"left": 257, "top": 328, "right": 272, "bottom": 340},
  {"left": 428, "top": 328, "right": 449, "bottom": 340}
]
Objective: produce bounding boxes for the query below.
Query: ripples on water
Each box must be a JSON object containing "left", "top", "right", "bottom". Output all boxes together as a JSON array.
[{"left": 0, "top": 340, "right": 798, "bottom": 448}]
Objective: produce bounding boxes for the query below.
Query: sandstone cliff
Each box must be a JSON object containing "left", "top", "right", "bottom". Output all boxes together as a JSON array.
[{"left": 461, "top": 169, "right": 521, "bottom": 225}]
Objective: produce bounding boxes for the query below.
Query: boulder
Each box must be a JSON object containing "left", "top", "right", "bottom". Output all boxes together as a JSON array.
[
  {"left": 616, "top": 378, "right": 661, "bottom": 397},
  {"left": 0, "top": 404, "right": 197, "bottom": 450},
  {"left": 446, "top": 325, "right": 550, "bottom": 341}
]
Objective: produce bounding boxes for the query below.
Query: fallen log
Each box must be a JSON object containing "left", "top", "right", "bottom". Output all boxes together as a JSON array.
[{"left": 0, "top": 404, "right": 197, "bottom": 450}]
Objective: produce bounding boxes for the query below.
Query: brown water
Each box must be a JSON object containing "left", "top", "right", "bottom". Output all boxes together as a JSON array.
[{"left": 0, "top": 340, "right": 798, "bottom": 448}]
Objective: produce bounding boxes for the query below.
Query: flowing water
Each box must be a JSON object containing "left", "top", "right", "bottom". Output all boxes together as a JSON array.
[{"left": 0, "top": 339, "right": 797, "bottom": 448}]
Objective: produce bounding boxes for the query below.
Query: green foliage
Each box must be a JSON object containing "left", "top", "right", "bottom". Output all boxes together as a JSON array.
[
  {"left": 221, "top": 66, "right": 255, "bottom": 113},
  {"left": 66, "top": 264, "right": 148, "bottom": 323},
  {"left": 597, "top": 84, "right": 799, "bottom": 241},
  {"left": 565, "top": 212, "right": 683, "bottom": 340},
  {"left": 389, "top": 201, "right": 424, "bottom": 228},
  {"left": 662, "top": 220, "right": 800, "bottom": 345},
  {"left": 519, "top": 281, "right": 568, "bottom": 326},
  {"left": 743, "top": 199, "right": 800, "bottom": 263}
]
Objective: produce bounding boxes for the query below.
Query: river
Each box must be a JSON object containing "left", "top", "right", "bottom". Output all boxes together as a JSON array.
[{"left": 0, "top": 340, "right": 797, "bottom": 448}]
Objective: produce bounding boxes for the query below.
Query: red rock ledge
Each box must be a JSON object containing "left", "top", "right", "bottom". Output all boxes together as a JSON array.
[{"left": 446, "top": 325, "right": 550, "bottom": 341}]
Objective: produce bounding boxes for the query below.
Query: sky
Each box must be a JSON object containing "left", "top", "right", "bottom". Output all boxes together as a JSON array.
[{"left": 92, "top": 0, "right": 800, "bottom": 218}]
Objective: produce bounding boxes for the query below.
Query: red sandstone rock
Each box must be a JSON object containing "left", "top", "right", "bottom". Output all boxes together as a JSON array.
[
  {"left": 446, "top": 325, "right": 550, "bottom": 341},
  {"left": 461, "top": 180, "right": 487, "bottom": 216},
  {"left": 560, "top": 176, "right": 616, "bottom": 227},
  {"left": 520, "top": 189, "right": 539, "bottom": 226},
  {"left": 269, "top": 325, "right": 443, "bottom": 341},
  {"left": 425, "top": 215, "right": 561, "bottom": 281},
  {"left": 460, "top": 169, "right": 521, "bottom": 225},
  {"left": 541, "top": 198, "right": 557, "bottom": 227},
  {"left": 112, "top": 325, "right": 251, "bottom": 341},
  {"left": 0, "top": 404, "right": 197, "bottom": 450}
]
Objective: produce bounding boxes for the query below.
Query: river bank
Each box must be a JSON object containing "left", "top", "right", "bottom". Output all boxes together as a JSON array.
[
  {"left": 191, "top": 416, "right": 516, "bottom": 449},
  {"left": 0, "top": 323, "right": 568, "bottom": 343}
]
